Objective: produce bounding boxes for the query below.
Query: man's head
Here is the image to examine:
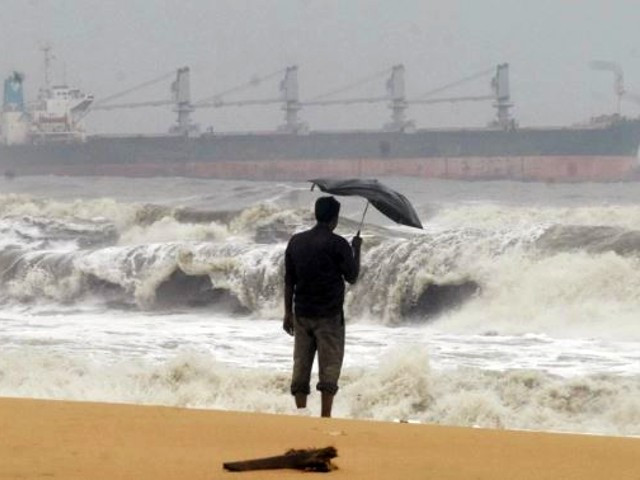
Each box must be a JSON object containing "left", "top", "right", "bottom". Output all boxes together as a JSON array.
[{"left": 315, "top": 196, "right": 340, "bottom": 229}]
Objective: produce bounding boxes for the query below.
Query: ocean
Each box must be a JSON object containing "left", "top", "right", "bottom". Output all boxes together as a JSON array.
[{"left": 0, "top": 175, "right": 639, "bottom": 437}]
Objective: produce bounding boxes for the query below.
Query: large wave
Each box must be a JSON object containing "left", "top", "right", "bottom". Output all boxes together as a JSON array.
[{"left": 3, "top": 194, "right": 640, "bottom": 338}]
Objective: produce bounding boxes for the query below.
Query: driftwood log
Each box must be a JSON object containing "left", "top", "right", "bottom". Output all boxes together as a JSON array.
[{"left": 223, "top": 447, "right": 338, "bottom": 472}]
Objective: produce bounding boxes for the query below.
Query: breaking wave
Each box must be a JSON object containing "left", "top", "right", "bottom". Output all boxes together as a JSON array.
[{"left": 3, "top": 194, "right": 640, "bottom": 338}]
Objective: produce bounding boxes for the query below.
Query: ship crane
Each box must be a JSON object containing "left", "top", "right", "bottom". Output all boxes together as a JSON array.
[
  {"left": 90, "top": 63, "right": 514, "bottom": 134},
  {"left": 90, "top": 69, "right": 188, "bottom": 132},
  {"left": 193, "top": 67, "right": 295, "bottom": 132},
  {"left": 92, "top": 67, "right": 291, "bottom": 134},
  {"left": 92, "top": 67, "right": 228, "bottom": 134},
  {"left": 407, "top": 64, "right": 513, "bottom": 130},
  {"left": 300, "top": 63, "right": 514, "bottom": 131},
  {"left": 91, "top": 70, "right": 177, "bottom": 109}
]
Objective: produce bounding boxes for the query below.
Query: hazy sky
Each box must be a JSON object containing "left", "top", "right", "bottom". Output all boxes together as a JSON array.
[{"left": 1, "top": 0, "right": 639, "bottom": 134}]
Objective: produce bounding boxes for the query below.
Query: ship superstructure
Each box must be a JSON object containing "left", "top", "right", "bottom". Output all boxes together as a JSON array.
[
  {"left": 29, "top": 83, "right": 94, "bottom": 143},
  {"left": 1, "top": 48, "right": 93, "bottom": 145}
]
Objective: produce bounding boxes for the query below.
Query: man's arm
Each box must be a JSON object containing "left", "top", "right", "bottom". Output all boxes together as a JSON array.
[
  {"left": 283, "top": 245, "right": 295, "bottom": 336},
  {"left": 339, "top": 235, "right": 362, "bottom": 284}
]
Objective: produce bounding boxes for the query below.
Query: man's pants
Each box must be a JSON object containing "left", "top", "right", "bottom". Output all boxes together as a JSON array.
[{"left": 290, "top": 312, "right": 345, "bottom": 396}]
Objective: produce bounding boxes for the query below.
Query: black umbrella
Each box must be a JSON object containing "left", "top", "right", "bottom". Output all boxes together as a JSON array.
[{"left": 309, "top": 178, "right": 423, "bottom": 232}]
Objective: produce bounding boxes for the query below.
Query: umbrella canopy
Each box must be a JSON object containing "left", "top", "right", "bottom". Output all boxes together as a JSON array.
[{"left": 309, "top": 178, "right": 423, "bottom": 229}]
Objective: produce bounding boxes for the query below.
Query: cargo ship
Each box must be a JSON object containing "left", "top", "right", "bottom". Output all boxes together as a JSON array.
[{"left": 2, "top": 56, "right": 640, "bottom": 182}]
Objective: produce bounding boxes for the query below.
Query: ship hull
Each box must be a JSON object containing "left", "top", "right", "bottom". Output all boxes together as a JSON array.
[
  {"left": 1, "top": 122, "right": 639, "bottom": 182},
  {"left": 2, "top": 155, "right": 635, "bottom": 182}
]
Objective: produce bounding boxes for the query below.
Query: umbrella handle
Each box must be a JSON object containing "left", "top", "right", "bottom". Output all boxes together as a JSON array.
[{"left": 357, "top": 201, "right": 370, "bottom": 236}]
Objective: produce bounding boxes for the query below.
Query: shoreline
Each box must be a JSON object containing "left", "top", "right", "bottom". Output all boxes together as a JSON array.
[{"left": 1, "top": 397, "right": 639, "bottom": 479}]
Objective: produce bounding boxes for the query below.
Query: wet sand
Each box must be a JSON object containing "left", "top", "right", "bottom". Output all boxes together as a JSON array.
[{"left": 0, "top": 397, "right": 638, "bottom": 479}]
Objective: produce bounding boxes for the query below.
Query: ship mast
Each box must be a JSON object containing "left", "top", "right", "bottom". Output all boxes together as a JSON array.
[
  {"left": 42, "top": 44, "right": 54, "bottom": 89},
  {"left": 280, "top": 66, "right": 306, "bottom": 133},
  {"left": 492, "top": 63, "right": 513, "bottom": 129},
  {"left": 385, "top": 64, "right": 413, "bottom": 132},
  {"left": 171, "top": 67, "right": 196, "bottom": 135}
]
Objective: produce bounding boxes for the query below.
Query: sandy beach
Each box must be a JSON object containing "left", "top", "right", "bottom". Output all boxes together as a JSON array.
[{"left": 0, "top": 397, "right": 638, "bottom": 480}]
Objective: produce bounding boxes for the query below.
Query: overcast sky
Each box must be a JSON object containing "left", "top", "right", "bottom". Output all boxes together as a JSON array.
[{"left": 1, "top": 0, "right": 639, "bottom": 134}]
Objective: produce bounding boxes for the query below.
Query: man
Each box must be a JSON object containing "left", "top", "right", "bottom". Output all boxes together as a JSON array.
[{"left": 283, "top": 196, "right": 362, "bottom": 418}]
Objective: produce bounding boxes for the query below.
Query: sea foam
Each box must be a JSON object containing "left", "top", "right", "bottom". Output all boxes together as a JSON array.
[{"left": 0, "top": 347, "right": 638, "bottom": 437}]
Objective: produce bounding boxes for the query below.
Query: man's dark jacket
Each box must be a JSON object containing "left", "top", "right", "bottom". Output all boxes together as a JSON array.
[{"left": 285, "top": 224, "right": 358, "bottom": 318}]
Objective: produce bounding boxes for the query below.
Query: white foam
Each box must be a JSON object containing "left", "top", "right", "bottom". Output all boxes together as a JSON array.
[
  {"left": 440, "top": 250, "right": 640, "bottom": 340},
  {"left": 430, "top": 203, "right": 640, "bottom": 231},
  {"left": 0, "top": 193, "right": 139, "bottom": 231},
  {"left": 119, "top": 217, "right": 229, "bottom": 245},
  {"left": 0, "top": 347, "right": 637, "bottom": 436}
]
